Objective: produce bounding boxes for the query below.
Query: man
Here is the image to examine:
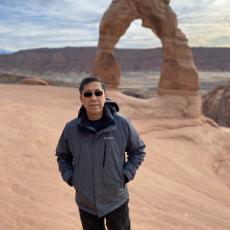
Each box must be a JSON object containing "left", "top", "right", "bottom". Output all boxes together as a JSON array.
[{"left": 56, "top": 76, "right": 145, "bottom": 230}]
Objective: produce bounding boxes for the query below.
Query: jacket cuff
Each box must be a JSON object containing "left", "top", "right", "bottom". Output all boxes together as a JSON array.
[
  {"left": 124, "top": 174, "right": 129, "bottom": 184},
  {"left": 62, "top": 170, "right": 74, "bottom": 187},
  {"left": 123, "top": 168, "right": 134, "bottom": 183}
]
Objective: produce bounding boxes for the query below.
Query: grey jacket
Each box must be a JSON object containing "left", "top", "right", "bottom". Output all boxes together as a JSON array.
[{"left": 56, "top": 100, "right": 145, "bottom": 217}]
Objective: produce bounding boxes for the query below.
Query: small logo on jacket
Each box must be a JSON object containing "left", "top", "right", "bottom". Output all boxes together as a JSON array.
[{"left": 104, "top": 136, "right": 114, "bottom": 140}]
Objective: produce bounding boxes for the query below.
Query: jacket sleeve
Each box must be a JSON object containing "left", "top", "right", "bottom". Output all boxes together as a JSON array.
[
  {"left": 123, "top": 120, "right": 146, "bottom": 183},
  {"left": 55, "top": 125, "right": 74, "bottom": 186}
]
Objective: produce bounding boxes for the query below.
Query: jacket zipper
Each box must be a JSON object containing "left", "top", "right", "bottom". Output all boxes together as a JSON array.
[{"left": 103, "top": 142, "right": 106, "bottom": 167}]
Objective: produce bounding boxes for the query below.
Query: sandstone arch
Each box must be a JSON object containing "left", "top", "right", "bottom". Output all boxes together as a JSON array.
[{"left": 91, "top": 0, "right": 199, "bottom": 95}]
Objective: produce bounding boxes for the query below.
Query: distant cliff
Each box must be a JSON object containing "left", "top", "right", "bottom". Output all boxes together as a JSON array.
[{"left": 0, "top": 47, "right": 229, "bottom": 75}]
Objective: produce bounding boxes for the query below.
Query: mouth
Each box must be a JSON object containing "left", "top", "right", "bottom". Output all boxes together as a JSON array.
[{"left": 89, "top": 104, "right": 100, "bottom": 107}]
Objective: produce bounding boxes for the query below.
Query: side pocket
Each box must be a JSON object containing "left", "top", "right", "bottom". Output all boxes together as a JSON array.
[
  {"left": 121, "top": 172, "right": 126, "bottom": 188},
  {"left": 71, "top": 150, "right": 82, "bottom": 187},
  {"left": 71, "top": 164, "right": 79, "bottom": 189}
]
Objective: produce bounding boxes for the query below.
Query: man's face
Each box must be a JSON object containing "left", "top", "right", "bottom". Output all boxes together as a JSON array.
[{"left": 80, "top": 81, "right": 106, "bottom": 120}]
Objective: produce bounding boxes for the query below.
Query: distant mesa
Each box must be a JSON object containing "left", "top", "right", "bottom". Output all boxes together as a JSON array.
[
  {"left": 202, "top": 81, "right": 230, "bottom": 127},
  {"left": 91, "top": 0, "right": 199, "bottom": 94},
  {"left": 0, "top": 47, "right": 229, "bottom": 76}
]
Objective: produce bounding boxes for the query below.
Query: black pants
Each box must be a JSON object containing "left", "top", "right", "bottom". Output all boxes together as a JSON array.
[{"left": 79, "top": 200, "right": 130, "bottom": 230}]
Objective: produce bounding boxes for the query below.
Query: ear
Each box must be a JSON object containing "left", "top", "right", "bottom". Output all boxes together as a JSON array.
[{"left": 80, "top": 94, "right": 83, "bottom": 103}]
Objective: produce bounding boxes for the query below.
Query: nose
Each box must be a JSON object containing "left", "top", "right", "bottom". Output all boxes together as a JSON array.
[{"left": 90, "top": 93, "right": 97, "bottom": 100}]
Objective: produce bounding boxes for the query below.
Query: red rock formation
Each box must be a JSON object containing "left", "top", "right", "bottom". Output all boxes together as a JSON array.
[
  {"left": 202, "top": 81, "right": 230, "bottom": 127},
  {"left": 91, "top": 0, "right": 199, "bottom": 93},
  {"left": 21, "top": 77, "right": 48, "bottom": 86}
]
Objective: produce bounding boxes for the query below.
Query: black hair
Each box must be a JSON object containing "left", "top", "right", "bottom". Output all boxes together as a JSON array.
[{"left": 79, "top": 76, "right": 106, "bottom": 94}]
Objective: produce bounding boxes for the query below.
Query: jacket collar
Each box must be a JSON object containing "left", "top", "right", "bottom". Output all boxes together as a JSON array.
[{"left": 77, "top": 99, "right": 119, "bottom": 133}]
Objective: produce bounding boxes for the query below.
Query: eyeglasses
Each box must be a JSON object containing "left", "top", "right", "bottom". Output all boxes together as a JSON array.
[{"left": 83, "top": 90, "right": 104, "bottom": 97}]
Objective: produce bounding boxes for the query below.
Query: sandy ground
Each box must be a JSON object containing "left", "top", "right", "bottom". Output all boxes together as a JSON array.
[{"left": 0, "top": 84, "right": 230, "bottom": 230}]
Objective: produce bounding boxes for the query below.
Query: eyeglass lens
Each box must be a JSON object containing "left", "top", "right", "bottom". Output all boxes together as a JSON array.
[{"left": 83, "top": 90, "right": 104, "bottom": 97}]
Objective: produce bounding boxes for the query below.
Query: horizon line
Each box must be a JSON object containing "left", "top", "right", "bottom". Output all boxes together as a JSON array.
[{"left": 2, "top": 46, "right": 230, "bottom": 54}]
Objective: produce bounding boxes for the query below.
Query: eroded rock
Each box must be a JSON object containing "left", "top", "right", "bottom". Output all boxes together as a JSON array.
[
  {"left": 91, "top": 0, "right": 199, "bottom": 94},
  {"left": 21, "top": 77, "right": 48, "bottom": 86},
  {"left": 202, "top": 81, "right": 230, "bottom": 127}
]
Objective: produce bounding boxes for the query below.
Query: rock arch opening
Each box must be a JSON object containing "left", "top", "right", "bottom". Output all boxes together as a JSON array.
[{"left": 115, "top": 19, "right": 161, "bottom": 48}]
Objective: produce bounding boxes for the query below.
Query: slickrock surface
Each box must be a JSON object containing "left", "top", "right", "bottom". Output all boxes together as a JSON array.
[{"left": 0, "top": 84, "right": 230, "bottom": 230}]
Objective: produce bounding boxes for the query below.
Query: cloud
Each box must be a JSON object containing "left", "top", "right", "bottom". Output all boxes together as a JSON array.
[
  {"left": 0, "top": 0, "right": 106, "bottom": 50},
  {"left": 170, "top": 0, "right": 230, "bottom": 47},
  {"left": 205, "top": 35, "right": 230, "bottom": 47},
  {"left": 116, "top": 20, "right": 161, "bottom": 48},
  {"left": 0, "top": 0, "right": 229, "bottom": 51}
]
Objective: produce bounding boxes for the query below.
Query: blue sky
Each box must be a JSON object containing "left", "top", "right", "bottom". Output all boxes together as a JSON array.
[{"left": 0, "top": 0, "right": 229, "bottom": 51}]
